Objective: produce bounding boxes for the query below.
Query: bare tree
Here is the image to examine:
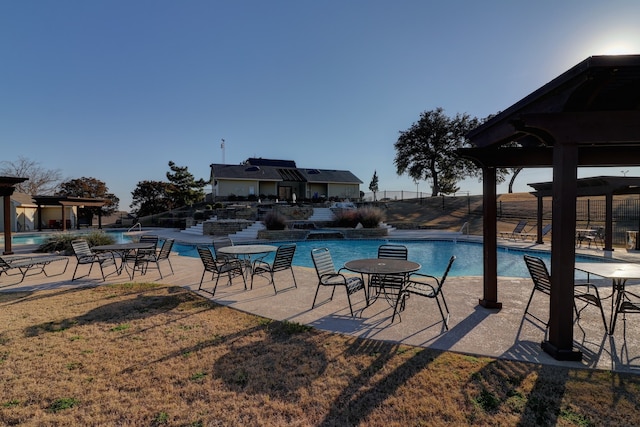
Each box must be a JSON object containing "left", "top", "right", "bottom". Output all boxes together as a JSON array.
[{"left": 0, "top": 156, "right": 62, "bottom": 195}]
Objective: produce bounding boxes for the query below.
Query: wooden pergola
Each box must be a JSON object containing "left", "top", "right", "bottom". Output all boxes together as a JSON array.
[
  {"left": 1, "top": 176, "right": 29, "bottom": 255},
  {"left": 460, "top": 55, "right": 640, "bottom": 361},
  {"left": 33, "top": 196, "right": 107, "bottom": 232},
  {"left": 528, "top": 176, "right": 640, "bottom": 250}
]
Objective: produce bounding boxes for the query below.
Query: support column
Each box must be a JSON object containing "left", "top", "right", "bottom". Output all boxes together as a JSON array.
[
  {"left": 536, "top": 196, "right": 544, "bottom": 244},
  {"left": 480, "top": 166, "right": 502, "bottom": 309},
  {"left": 604, "top": 193, "right": 613, "bottom": 251},
  {"left": 542, "top": 141, "right": 581, "bottom": 361},
  {"left": 3, "top": 192, "right": 13, "bottom": 255}
]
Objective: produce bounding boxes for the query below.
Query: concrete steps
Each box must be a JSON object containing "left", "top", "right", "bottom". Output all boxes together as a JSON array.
[{"left": 230, "top": 221, "right": 266, "bottom": 241}]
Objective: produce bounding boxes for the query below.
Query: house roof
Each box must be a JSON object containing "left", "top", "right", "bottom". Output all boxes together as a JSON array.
[
  {"left": 210, "top": 163, "right": 362, "bottom": 184},
  {"left": 528, "top": 176, "right": 640, "bottom": 197}
]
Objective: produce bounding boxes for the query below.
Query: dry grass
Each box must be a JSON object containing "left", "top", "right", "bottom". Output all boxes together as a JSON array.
[{"left": 1, "top": 283, "right": 639, "bottom": 426}]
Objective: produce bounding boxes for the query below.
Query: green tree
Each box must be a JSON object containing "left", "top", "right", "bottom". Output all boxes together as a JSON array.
[
  {"left": 57, "top": 177, "right": 120, "bottom": 221},
  {"left": 369, "top": 170, "right": 379, "bottom": 201},
  {"left": 130, "top": 180, "right": 172, "bottom": 217},
  {"left": 394, "top": 108, "right": 480, "bottom": 196},
  {"left": 0, "top": 156, "right": 62, "bottom": 195},
  {"left": 166, "top": 161, "right": 207, "bottom": 208}
]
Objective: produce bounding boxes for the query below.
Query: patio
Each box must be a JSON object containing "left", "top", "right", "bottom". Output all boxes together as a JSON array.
[{"left": 3, "top": 233, "right": 640, "bottom": 374}]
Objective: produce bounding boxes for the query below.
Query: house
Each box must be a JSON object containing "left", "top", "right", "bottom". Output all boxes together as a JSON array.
[{"left": 210, "top": 158, "right": 362, "bottom": 201}]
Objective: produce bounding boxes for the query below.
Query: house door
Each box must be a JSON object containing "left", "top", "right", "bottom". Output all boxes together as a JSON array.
[{"left": 279, "top": 186, "right": 292, "bottom": 201}]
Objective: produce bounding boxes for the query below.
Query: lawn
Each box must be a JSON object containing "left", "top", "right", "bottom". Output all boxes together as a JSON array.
[{"left": 1, "top": 283, "right": 639, "bottom": 426}]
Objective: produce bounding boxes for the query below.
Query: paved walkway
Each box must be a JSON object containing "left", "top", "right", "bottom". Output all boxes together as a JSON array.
[{"left": 2, "top": 228, "right": 640, "bottom": 374}]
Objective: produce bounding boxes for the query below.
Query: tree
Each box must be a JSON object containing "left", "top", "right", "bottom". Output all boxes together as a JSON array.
[
  {"left": 0, "top": 156, "right": 62, "bottom": 195},
  {"left": 508, "top": 168, "right": 523, "bottom": 193},
  {"left": 165, "top": 161, "right": 207, "bottom": 208},
  {"left": 369, "top": 170, "right": 379, "bottom": 201},
  {"left": 57, "top": 177, "right": 120, "bottom": 219},
  {"left": 130, "top": 180, "right": 173, "bottom": 217},
  {"left": 394, "top": 108, "right": 481, "bottom": 196}
]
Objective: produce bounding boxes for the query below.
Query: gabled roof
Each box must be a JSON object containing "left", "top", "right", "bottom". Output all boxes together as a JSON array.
[
  {"left": 246, "top": 158, "right": 297, "bottom": 168},
  {"left": 210, "top": 163, "right": 362, "bottom": 184}
]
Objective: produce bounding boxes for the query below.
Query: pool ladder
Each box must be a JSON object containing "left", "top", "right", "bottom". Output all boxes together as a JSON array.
[{"left": 127, "top": 222, "right": 142, "bottom": 233}]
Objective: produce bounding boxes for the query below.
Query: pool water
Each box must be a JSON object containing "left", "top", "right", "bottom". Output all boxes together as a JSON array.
[
  {"left": 172, "top": 239, "right": 601, "bottom": 278},
  {"left": 2, "top": 231, "right": 132, "bottom": 246}
]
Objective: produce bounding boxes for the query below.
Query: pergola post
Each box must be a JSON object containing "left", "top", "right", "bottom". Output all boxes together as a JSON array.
[
  {"left": 605, "top": 193, "right": 614, "bottom": 251},
  {"left": 480, "top": 166, "right": 501, "bottom": 309},
  {"left": 536, "top": 195, "right": 544, "bottom": 244},
  {"left": 542, "top": 141, "right": 581, "bottom": 361}
]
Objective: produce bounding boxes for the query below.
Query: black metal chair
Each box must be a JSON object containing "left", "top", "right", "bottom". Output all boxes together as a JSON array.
[
  {"left": 392, "top": 256, "right": 455, "bottom": 328},
  {"left": 124, "top": 234, "right": 159, "bottom": 278},
  {"left": 140, "top": 239, "right": 175, "bottom": 279},
  {"left": 611, "top": 283, "right": 640, "bottom": 334},
  {"left": 369, "top": 244, "right": 408, "bottom": 302},
  {"left": 250, "top": 243, "right": 297, "bottom": 293},
  {"left": 311, "top": 248, "right": 366, "bottom": 316},
  {"left": 523, "top": 255, "right": 608, "bottom": 332},
  {"left": 197, "top": 246, "right": 246, "bottom": 297},
  {"left": 71, "top": 239, "right": 118, "bottom": 281}
]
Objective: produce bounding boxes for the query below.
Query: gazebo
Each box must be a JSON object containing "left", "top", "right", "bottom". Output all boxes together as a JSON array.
[{"left": 461, "top": 55, "right": 640, "bottom": 361}]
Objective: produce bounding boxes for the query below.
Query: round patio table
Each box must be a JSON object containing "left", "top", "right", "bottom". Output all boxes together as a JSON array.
[{"left": 344, "top": 258, "right": 421, "bottom": 306}]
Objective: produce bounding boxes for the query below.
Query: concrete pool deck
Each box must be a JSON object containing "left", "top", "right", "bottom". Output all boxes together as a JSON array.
[{"left": 3, "top": 228, "right": 640, "bottom": 374}]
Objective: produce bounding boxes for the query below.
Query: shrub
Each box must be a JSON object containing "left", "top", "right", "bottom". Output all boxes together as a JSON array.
[
  {"left": 357, "top": 206, "right": 385, "bottom": 228},
  {"left": 333, "top": 209, "right": 359, "bottom": 228},
  {"left": 37, "top": 231, "right": 116, "bottom": 255},
  {"left": 263, "top": 212, "right": 287, "bottom": 230}
]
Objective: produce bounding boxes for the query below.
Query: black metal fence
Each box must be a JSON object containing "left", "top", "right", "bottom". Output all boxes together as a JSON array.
[{"left": 498, "top": 197, "right": 640, "bottom": 247}]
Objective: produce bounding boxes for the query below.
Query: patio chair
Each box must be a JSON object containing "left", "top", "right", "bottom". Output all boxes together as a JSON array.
[
  {"left": 391, "top": 255, "right": 456, "bottom": 328},
  {"left": 523, "top": 255, "right": 608, "bottom": 332},
  {"left": 139, "top": 238, "right": 175, "bottom": 279},
  {"left": 71, "top": 239, "right": 118, "bottom": 281},
  {"left": 0, "top": 254, "right": 69, "bottom": 284},
  {"left": 197, "top": 246, "right": 246, "bottom": 297},
  {"left": 584, "top": 226, "right": 605, "bottom": 248},
  {"left": 250, "top": 243, "right": 297, "bottom": 294},
  {"left": 125, "top": 234, "right": 159, "bottom": 277},
  {"left": 311, "top": 247, "right": 367, "bottom": 316},
  {"left": 611, "top": 284, "right": 640, "bottom": 334},
  {"left": 499, "top": 220, "right": 527, "bottom": 240},
  {"left": 213, "top": 237, "right": 236, "bottom": 261},
  {"left": 369, "top": 244, "right": 408, "bottom": 303}
]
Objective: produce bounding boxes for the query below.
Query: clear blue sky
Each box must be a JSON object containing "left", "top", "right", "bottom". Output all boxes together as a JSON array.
[{"left": 2, "top": 1, "right": 640, "bottom": 210}]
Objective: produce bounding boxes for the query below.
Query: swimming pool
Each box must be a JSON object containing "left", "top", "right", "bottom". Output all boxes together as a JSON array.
[
  {"left": 1, "top": 231, "right": 133, "bottom": 246},
  {"left": 172, "top": 239, "right": 602, "bottom": 278}
]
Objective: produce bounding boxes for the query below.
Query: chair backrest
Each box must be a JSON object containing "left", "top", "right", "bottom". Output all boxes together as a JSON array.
[
  {"left": 272, "top": 243, "right": 296, "bottom": 271},
  {"left": 139, "top": 234, "right": 159, "bottom": 246},
  {"left": 71, "top": 240, "right": 93, "bottom": 258},
  {"left": 157, "top": 239, "right": 174, "bottom": 260},
  {"left": 311, "top": 248, "right": 337, "bottom": 278},
  {"left": 541, "top": 224, "right": 552, "bottom": 236},
  {"left": 213, "top": 237, "right": 234, "bottom": 260},
  {"left": 438, "top": 255, "right": 457, "bottom": 289},
  {"left": 513, "top": 220, "right": 527, "bottom": 234},
  {"left": 523, "top": 255, "right": 551, "bottom": 294},
  {"left": 197, "top": 246, "right": 218, "bottom": 272},
  {"left": 378, "top": 244, "right": 408, "bottom": 260}
]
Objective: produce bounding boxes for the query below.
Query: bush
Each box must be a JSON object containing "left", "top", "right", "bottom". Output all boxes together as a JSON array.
[
  {"left": 357, "top": 206, "right": 385, "bottom": 228},
  {"left": 263, "top": 212, "right": 287, "bottom": 230},
  {"left": 37, "top": 231, "right": 116, "bottom": 255},
  {"left": 332, "top": 206, "right": 384, "bottom": 228},
  {"left": 333, "top": 209, "right": 359, "bottom": 228}
]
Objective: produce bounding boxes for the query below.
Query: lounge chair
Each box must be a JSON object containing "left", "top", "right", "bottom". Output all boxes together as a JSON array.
[
  {"left": 499, "top": 220, "right": 528, "bottom": 240},
  {"left": 519, "top": 224, "right": 552, "bottom": 241},
  {"left": 0, "top": 254, "right": 69, "bottom": 284}
]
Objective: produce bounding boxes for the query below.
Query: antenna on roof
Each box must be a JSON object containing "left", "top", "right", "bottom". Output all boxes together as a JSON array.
[{"left": 221, "top": 138, "right": 225, "bottom": 164}]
